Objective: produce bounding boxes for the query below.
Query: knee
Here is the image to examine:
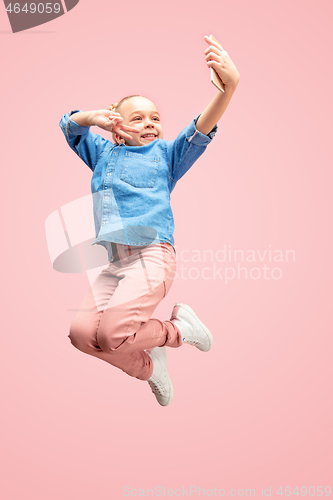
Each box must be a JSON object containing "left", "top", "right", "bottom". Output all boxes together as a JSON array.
[
  {"left": 68, "top": 319, "right": 94, "bottom": 352},
  {"left": 97, "top": 329, "right": 120, "bottom": 352},
  {"left": 95, "top": 309, "right": 129, "bottom": 352},
  {"left": 97, "top": 325, "right": 127, "bottom": 353},
  {"left": 68, "top": 325, "right": 84, "bottom": 350}
]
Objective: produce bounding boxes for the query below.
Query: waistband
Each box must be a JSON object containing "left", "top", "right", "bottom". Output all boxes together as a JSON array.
[{"left": 110, "top": 241, "right": 175, "bottom": 262}]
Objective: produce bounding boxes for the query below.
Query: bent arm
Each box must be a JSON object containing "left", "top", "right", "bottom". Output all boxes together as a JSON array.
[
  {"left": 69, "top": 110, "right": 98, "bottom": 127},
  {"left": 59, "top": 110, "right": 110, "bottom": 172},
  {"left": 195, "top": 83, "right": 238, "bottom": 136},
  {"left": 196, "top": 35, "right": 240, "bottom": 135}
]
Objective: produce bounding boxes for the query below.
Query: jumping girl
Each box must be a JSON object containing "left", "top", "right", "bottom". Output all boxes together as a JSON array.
[{"left": 59, "top": 35, "right": 240, "bottom": 406}]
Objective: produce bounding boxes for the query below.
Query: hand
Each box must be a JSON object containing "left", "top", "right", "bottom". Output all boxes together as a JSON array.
[
  {"left": 93, "top": 110, "right": 140, "bottom": 140},
  {"left": 204, "top": 35, "right": 240, "bottom": 89}
]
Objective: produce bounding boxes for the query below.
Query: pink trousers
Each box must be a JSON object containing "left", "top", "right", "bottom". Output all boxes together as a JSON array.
[{"left": 68, "top": 242, "right": 182, "bottom": 380}]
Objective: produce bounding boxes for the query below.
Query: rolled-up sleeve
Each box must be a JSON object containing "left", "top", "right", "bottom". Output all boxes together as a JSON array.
[
  {"left": 59, "top": 110, "right": 110, "bottom": 172},
  {"left": 166, "top": 114, "right": 218, "bottom": 183}
]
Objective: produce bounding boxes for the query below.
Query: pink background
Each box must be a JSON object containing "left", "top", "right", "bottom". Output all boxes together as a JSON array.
[{"left": 1, "top": 0, "right": 332, "bottom": 498}]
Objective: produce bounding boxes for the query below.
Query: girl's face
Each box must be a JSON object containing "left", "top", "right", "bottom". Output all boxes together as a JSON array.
[{"left": 115, "top": 96, "right": 164, "bottom": 146}]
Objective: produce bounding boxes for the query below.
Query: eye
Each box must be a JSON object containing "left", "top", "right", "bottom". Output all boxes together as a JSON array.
[
  {"left": 132, "top": 117, "right": 141, "bottom": 121},
  {"left": 153, "top": 117, "right": 160, "bottom": 121}
]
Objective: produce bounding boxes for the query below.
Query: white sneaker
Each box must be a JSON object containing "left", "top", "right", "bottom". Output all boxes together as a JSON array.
[
  {"left": 147, "top": 347, "right": 174, "bottom": 406},
  {"left": 170, "top": 303, "right": 213, "bottom": 352}
]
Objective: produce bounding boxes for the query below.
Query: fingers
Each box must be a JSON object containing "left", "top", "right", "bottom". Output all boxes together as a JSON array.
[
  {"left": 106, "top": 116, "right": 139, "bottom": 133},
  {"left": 120, "top": 132, "right": 133, "bottom": 140},
  {"left": 101, "top": 113, "right": 140, "bottom": 138},
  {"left": 204, "top": 34, "right": 223, "bottom": 51},
  {"left": 105, "top": 117, "right": 122, "bottom": 130},
  {"left": 107, "top": 114, "right": 122, "bottom": 123},
  {"left": 121, "top": 124, "right": 140, "bottom": 133},
  {"left": 113, "top": 126, "right": 133, "bottom": 140},
  {"left": 205, "top": 51, "right": 221, "bottom": 64},
  {"left": 205, "top": 46, "right": 222, "bottom": 57},
  {"left": 207, "top": 60, "right": 219, "bottom": 73}
]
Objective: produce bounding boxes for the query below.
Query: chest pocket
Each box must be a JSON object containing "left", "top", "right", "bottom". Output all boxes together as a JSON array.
[{"left": 120, "top": 151, "right": 159, "bottom": 188}]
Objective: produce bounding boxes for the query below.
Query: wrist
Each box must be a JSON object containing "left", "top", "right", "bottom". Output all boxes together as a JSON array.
[
  {"left": 88, "top": 110, "right": 98, "bottom": 127},
  {"left": 225, "top": 76, "right": 240, "bottom": 92},
  {"left": 69, "top": 110, "right": 95, "bottom": 128}
]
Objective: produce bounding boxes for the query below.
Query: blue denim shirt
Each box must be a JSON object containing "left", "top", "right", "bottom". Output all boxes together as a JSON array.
[{"left": 59, "top": 110, "right": 218, "bottom": 261}]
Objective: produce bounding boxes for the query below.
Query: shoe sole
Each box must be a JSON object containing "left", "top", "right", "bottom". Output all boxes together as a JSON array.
[
  {"left": 175, "top": 303, "right": 213, "bottom": 352},
  {"left": 155, "top": 347, "right": 174, "bottom": 406}
]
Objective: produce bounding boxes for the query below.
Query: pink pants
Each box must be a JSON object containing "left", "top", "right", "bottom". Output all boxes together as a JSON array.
[{"left": 68, "top": 242, "right": 182, "bottom": 380}]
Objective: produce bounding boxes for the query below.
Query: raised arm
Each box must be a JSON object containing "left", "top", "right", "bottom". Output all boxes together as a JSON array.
[
  {"left": 70, "top": 110, "right": 139, "bottom": 140},
  {"left": 195, "top": 35, "right": 240, "bottom": 136},
  {"left": 59, "top": 109, "right": 140, "bottom": 171}
]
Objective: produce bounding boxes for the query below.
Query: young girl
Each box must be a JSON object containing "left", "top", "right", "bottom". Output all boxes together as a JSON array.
[{"left": 59, "top": 36, "right": 240, "bottom": 406}]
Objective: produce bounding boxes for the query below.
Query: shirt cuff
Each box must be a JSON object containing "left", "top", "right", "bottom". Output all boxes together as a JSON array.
[
  {"left": 65, "top": 110, "right": 90, "bottom": 136},
  {"left": 186, "top": 114, "right": 218, "bottom": 145}
]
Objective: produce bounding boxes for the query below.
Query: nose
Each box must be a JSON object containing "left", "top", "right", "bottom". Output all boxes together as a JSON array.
[{"left": 144, "top": 118, "right": 154, "bottom": 128}]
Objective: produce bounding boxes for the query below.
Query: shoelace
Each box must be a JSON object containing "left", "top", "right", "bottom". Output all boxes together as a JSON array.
[
  {"left": 184, "top": 338, "right": 202, "bottom": 346},
  {"left": 148, "top": 379, "right": 165, "bottom": 396}
]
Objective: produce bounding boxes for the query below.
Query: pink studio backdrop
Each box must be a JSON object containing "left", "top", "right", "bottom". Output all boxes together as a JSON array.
[{"left": 1, "top": 1, "right": 332, "bottom": 499}]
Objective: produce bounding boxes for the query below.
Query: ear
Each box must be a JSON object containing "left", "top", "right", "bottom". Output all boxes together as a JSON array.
[{"left": 114, "top": 133, "right": 121, "bottom": 145}]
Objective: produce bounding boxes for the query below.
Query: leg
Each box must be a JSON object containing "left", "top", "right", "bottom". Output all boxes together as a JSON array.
[
  {"left": 68, "top": 243, "right": 181, "bottom": 380},
  {"left": 96, "top": 243, "right": 182, "bottom": 379},
  {"left": 68, "top": 266, "right": 154, "bottom": 379},
  {"left": 68, "top": 267, "right": 122, "bottom": 362}
]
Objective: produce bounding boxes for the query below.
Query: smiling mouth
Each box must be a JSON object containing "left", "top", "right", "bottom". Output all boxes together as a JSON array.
[{"left": 141, "top": 134, "right": 157, "bottom": 140}]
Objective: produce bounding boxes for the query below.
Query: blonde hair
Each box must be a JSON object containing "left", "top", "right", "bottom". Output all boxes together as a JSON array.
[{"left": 108, "top": 94, "right": 147, "bottom": 144}]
